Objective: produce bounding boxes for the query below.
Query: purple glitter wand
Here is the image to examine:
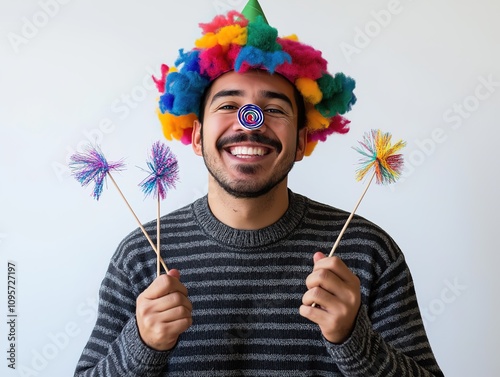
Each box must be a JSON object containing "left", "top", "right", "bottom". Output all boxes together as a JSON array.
[
  {"left": 69, "top": 144, "right": 169, "bottom": 273},
  {"left": 139, "top": 141, "right": 179, "bottom": 199},
  {"left": 139, "top": 141, "right": 179, "bottom": 277},
  {"left": 69, "top": 145, "right": 125, "bottom": 200}
]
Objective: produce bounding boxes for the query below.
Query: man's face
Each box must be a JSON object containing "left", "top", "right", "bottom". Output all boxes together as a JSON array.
[{"left": 192, "top": 70, "right": 306, "bottom": 198}]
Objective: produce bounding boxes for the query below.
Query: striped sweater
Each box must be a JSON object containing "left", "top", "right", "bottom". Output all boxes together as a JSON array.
[{"left": 75, "top": 191, "right": 443, "bottom": 376}]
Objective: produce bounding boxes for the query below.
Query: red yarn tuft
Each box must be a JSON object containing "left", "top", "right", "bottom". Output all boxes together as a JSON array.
[
  {"left": 152, "top": 64, "right": 169, "bottom": 93},
  {"left": 276, "top": 38, "right": 327, "bottom": 82},
  {"left": 199, "top": 11, "right": 248, "bottom": 34},
  {"left": 307, "top": 115, "right": 350, "bottom": 143},
  {"left": 199, "top": 44, "right": 242, "bottom": 80}
]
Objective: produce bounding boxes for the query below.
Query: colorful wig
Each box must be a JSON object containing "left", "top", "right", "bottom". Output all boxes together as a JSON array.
[{"left": 153, "top": 0, "right": 356, "bottom": 156}]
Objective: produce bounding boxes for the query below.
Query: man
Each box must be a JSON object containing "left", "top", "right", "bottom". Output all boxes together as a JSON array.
[{"left": 75, "top": 1, "right": 443, "bottom": 375}]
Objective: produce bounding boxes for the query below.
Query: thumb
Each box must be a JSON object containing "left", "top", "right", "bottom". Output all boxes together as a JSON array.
[
  {"left": 313, "top": 251, "right": 327, "bottom": 264},
  {"left": 167, "top": 268, "right": 181, "bottom": 279}
]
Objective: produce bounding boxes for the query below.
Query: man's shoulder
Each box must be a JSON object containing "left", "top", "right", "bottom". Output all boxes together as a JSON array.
[
  {"left": 297, "top": 192, "right": 402, "bottom": 263},
  {"left": 299, "top": 193, "right": 379, "bottom": 230}
]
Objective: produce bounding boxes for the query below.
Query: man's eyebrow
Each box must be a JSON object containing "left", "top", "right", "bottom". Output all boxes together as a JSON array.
[
  {"left": 209, "top": 90, "right": 244, "bottom": 105},
  {"left": 209, "top": 89, "right": 294, "bottom": 109},
  {"left": 260, "top": 90, "right": 293, "bottom": 108}
]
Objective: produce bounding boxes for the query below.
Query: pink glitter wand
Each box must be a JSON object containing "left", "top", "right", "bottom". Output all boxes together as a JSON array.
[
  {"left": 139, "top": 141, "right": 179, "bottom": 277},
  {"left": 69, "top": 145, "right": 169, "bottom": 273}
]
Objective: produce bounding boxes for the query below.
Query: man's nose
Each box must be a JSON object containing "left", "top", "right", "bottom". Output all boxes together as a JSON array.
[{"left": 234, "top": 104, "right": 267, "bottom": 132}]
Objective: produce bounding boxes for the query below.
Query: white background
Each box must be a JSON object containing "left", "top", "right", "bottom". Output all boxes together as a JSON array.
[{"left": 1, "top": 0, "right": 499, "bottom": 376}]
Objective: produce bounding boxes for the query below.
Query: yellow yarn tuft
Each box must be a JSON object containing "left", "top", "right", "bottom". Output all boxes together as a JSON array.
[
  {"left": 282, "top": 34, "right": 299, "bottom": 42},
  {"left": 157, "top": 110, "right": 197, "bottom": 141},
  {"left": 306, "top": 107, "right": 329, "bottom": 131},
  {"left": 196, "top": 25, "right": 247, "bottom": 49},
  {"left": 296, "top": 78, "right": 323, "bottom": 105},
  {"left": 304, "top": 140, "right": 318, "bottom": 156}
]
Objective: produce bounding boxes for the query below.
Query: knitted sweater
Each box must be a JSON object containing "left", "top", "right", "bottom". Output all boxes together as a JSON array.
[{"left": 74, "top": 191, "right": 443, "bottom": 376}]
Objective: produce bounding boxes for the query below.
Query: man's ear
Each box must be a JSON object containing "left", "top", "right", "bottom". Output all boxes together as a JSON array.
[
  {"left": 192, "top": 120, "right": 202, "bottom": 156},
  {"left": 294, "top": 127, "right": 308, "bottom": 162}
]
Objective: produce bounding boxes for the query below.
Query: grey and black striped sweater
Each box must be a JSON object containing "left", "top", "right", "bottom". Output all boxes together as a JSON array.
[{"left": 75, "top": 191, "right": 443, "bottom": 376}]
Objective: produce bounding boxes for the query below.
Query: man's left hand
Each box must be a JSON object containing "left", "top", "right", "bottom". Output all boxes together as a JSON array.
[{"left": 299, "top": 252, "right": 361, "bottom": 344}]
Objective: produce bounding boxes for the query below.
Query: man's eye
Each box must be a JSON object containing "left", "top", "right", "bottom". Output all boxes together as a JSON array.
[
  {"left": 265, "top": 108, "right": 284, "bottom": 114},
  {"left": 219, "top": 104, "right": 237, "bottom": 110}
]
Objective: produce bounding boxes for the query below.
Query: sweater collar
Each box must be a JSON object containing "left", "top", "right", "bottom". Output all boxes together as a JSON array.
[{"left": 192, "top": 190, "right": 307, "bottom": 248}]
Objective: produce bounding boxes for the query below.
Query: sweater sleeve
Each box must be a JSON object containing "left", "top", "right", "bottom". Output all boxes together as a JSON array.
[
  {"left": 324, "top": 254, "right": 444, "bottom": 377},
  {"left": 74, "top": 259, "right": 170, "bottom": 377}
]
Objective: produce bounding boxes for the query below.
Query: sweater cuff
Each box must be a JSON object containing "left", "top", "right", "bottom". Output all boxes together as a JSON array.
[
  {"left": 323, "top": 304, "right": 378, "bottom": 367},
  {"left": 121, "top": 317, "right": 171, "bottom": 370}
]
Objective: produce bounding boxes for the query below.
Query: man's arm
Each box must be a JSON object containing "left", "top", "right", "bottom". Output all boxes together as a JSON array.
[
  {"left": 301, "top": 252, "right": 443, "bottom": 377},
  {"left": 74, "top": 262, "right": 191, "bottom": 376}
]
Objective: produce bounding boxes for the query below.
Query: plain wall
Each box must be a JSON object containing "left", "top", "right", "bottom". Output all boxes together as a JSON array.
[{"left": 1, "top": 0, "right": 499, "bottom": 375}]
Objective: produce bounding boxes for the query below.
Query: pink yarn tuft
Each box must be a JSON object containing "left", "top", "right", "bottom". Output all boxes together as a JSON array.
[
  {"left": 199, "top": 44, "right": 241, "bottom": 80},
  {"left": 277, "top": 38, "right": 327, "bottom": 82},
  {"left": 180, "top": 128, "right": 193, "bottom": 145},
  {"left": 199, "top": 11, "right": 248, "bottom": 34},
  {"left": 308, "top": 115, "right": 350, "bottom": 142},
  {"left": 152, "top": 64, "right": 169, "bottom": 93}
]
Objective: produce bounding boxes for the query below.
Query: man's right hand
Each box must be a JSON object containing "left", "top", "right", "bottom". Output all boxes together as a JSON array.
[{"left": 136, "top": 269, "right": 192, "bottom": 351}]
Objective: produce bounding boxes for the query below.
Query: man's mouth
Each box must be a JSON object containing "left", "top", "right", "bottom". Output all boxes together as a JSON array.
[
  {"left": 229, "top": 146, "right": 268, "bottom": 158},
  {"left": 217, "top": 133, "right": 283, "bottom": 155}
]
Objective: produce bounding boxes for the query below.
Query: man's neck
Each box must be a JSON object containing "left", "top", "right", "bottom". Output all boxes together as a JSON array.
[{"left": 206, "top": 179, "right": 290, "bottom": 230}]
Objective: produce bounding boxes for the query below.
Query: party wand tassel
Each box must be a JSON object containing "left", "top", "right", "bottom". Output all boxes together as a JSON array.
[
  {"left": 69, "top": 145, "right": 169, "bottom": 273},
  {"left": 330, "top": 129, "right": 406, "bottom": 256},
  {"left": 139, "top": 141, "right": 179, "bottom": 277},
  {"left": 312, "top": 129, "right": 406, "bottom": 307}
]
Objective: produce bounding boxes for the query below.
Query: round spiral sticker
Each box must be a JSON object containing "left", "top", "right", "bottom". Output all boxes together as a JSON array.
[{"left": 237, "top": 104, "right": 265, "bottom": 130}]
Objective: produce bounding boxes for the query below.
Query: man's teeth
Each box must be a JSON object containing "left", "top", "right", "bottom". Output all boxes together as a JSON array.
[{"left": 230, "top": 146, "right": 266, "bottom": 157}]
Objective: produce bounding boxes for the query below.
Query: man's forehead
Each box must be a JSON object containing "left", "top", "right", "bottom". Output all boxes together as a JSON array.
[{"left": 207, "top": 72, "right": 295, "bottom": 105}]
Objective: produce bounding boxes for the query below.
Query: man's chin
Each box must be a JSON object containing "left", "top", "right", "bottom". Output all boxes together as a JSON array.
[{"left": 220, "top": 182, "right": 272, "bottom": 199}]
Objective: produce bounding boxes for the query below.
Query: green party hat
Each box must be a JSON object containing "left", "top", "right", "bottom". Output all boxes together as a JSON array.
[{"left": 241, "top": 0, "right": 268, "bottom": 24}]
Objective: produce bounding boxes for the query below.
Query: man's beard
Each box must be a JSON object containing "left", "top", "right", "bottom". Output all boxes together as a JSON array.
[{"left": 201, "top": 132, "right": 296, "bottom": 199}]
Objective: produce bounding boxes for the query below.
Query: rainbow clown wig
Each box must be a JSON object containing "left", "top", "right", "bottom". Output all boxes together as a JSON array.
[{"left": 153, "top": 0, "right": 356, "bottom": 156}]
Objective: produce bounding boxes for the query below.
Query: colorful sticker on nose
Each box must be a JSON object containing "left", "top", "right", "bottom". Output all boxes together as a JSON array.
[{"left": 237, "top": 104, "right": 265, "bottom": 130}]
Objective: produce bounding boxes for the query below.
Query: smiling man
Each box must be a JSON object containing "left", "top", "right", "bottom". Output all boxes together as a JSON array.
[
  {"left": 74, "top": 1, "right": 443, "bottom": 376},
  {"left": 194, "top": 70, "right": 306, "bottom": 230}
]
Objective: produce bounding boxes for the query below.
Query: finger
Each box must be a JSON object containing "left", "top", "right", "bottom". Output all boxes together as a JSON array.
[
  {"left": 313, "top": 251, "right": 326, "bottom": 264},
  {"left": 305, "top": 268, "right": 343, "bottom": 292},
  {"left": 302, "top": 285, "right": 340, "bottom": 309},
  {"left": 313, "top": 255, "right": 357, "bottom": 284},
  {"left": 152, "top": 298, "right": 193, "bottom": 324},
  {"left": 142, "top": 274, "right": 188, "bottom": 300},
  {"left": 167, "top": 268, "right": 181, "bottom": 279},
  {"left": 306, "top": 264, "right": 360, "bottom": 307}
]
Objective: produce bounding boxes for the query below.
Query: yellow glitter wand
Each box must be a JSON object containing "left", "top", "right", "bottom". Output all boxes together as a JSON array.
[
  {"left": 311, "top": 130, "right": 405, "bottom": 308},
  {"left": 328, "top": 129, "right": 406, "bottom": 257}
]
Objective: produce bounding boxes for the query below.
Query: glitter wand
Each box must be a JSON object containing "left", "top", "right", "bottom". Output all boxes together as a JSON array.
[
  {"left": 329, "top": 129, "right": 406, "bottom": 257},
  {"left": 312, "top": 130, "right": 405, "bottom": 308},
  {"left": 69, "top": 145, "right": 169, "bottom": 273},
  {"left": 139, "top": 141, "right": 179, "bottom": 277}
]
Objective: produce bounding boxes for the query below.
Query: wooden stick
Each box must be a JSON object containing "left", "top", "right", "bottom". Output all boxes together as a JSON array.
[
  {"left": 157, "top": 196, "right": 161, "bottom": 277},
  {"left": 327, "top": 170, "right": 376, "bottom": 257},
  {"left": 311, "top": 170, "right": 376, "bottom": 307},
  {"left": 107, "top": 172, "right": 169, "bottom": 273}
]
